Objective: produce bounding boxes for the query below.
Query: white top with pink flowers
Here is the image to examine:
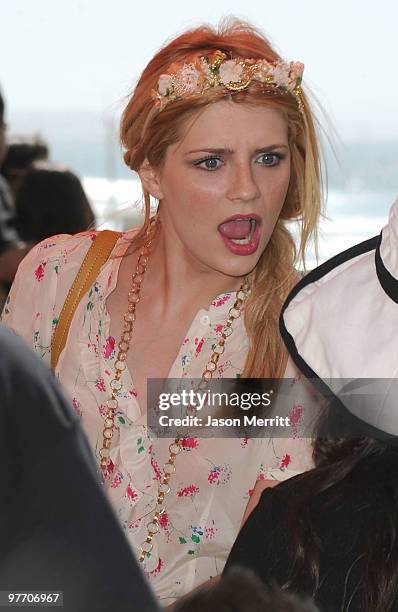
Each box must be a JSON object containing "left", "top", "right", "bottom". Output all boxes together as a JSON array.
[{"left": 2, "top": 230, "right": 314, "bottom": 605}]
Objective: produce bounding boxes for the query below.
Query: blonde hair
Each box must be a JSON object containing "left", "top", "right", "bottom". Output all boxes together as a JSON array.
[{"left": 120, "top": 19, "right": 323, "bottom": 378}]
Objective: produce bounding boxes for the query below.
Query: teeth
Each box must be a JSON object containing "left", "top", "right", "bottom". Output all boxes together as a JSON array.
[
  {"left": 231, "top": 236, "right": 251, "bottom": 245},
  {"left": 230, "top": 218, "right": 256, "bottom": 245}
]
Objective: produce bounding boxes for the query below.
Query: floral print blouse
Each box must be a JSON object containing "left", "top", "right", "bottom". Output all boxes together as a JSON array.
[{"left": 2, "top": 230, "right": 314, "bottom": 605}]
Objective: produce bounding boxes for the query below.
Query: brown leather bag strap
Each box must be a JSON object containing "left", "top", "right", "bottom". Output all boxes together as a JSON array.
[{"left": 51, "top": 230, "right": 121, "bottom": 371}]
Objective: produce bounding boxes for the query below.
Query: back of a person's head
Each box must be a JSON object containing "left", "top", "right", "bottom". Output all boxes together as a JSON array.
[
  {"left": 2, "top": 138, "right": 48, "bottom": 172},
  {"left": 0, "top": 137, "right": 49, "bottom": 196},
  {"left": 15, "top": 162, "right": 95, "bottom": 242},
  {"left": 278, "top": 403, "right": 398, "bottom": 612},
  {"left": 312, "top": 402, "right": 398, "bottom": 490},
  {"left": 172, "top": 568, "right": 319, "bottom": 612}
]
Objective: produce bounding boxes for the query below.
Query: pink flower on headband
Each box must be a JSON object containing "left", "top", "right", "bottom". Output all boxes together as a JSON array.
[
  {"left": 270, "top": 64, "right": 291, "bottom": 88},
  {"left": 219, "top": 60, "right": 244, "bottom": 85},
  {"left": 158, "top": 74, "right": 173, "bottom": 96},
  {"left": 174, "top": 64, "right": 200, "bottom": 96},
  {"left": 290, "top": 61, "right": 305, "bottom": 79}
]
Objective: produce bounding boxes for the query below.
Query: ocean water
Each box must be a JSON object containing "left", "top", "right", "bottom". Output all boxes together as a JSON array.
[{"left": 82, "top": 175, "right": 397, "bottom": 268}]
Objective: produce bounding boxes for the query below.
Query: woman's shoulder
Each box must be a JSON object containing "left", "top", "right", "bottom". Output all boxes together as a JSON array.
[
  {"left": 23, "top": 231, "right": 101, "bottom": 268},
  {"left": 2, "top": 233, "right": 100, "bottom": 333},
  {"left": 2, "top": 227, "right": 138, "bottom": 325},
  {"left": 17, "top": 228, "right": 136, "bottom": 278}
]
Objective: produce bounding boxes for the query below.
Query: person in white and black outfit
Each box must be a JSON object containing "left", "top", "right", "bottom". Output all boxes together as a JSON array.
[{"left": 225, "top": 197, "right": 398, "bottom": 612}]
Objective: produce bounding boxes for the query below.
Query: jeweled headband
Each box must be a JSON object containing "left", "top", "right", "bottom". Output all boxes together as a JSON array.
[{"left": 152, "top": 50, "right": 305, "bottom": 113}]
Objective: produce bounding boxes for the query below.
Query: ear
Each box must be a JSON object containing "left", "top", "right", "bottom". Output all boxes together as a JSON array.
[{"left": 138, "top": 159, "right": 164, "bottom": 200}]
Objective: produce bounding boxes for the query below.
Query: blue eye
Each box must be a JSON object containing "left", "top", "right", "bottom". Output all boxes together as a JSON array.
[
  {"left": 194, "top": 156, "right": 222, "bottom": 171},
  {"left": 257, "top": 153, "right": 283, "bottom": 166}
]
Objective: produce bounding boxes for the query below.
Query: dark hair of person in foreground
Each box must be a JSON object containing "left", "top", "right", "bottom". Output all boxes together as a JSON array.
[
  {"left": 225, "top": 405, "right": 398, "bottom": 612},
  {"left": 286, "top": 434, "right": 398, "bottom": 611},
  {"left": 15, "top": 162, "right": 95, "bottom": 243},
  {"left": 173, "top": 567, "right": 319, "bottom": 612}
]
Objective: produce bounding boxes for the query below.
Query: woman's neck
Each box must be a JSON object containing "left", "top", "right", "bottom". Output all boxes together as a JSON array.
[{"left": 142, "top": 225, "right": 244, "bottom": 317}]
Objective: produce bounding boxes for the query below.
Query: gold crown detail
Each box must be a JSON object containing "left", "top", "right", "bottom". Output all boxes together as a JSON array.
[{"left": 152, "top": 50, "right": 304, "bottom": 112}]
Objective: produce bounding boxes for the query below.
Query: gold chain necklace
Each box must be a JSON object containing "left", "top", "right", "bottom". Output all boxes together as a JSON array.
[{"left": 98, "top": 217, "right": 249, "bottom": 565}]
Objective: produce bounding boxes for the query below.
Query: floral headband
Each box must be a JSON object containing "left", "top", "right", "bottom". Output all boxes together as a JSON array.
[{"left": 152, "top": 50, "right": 305, "bottom": 113}]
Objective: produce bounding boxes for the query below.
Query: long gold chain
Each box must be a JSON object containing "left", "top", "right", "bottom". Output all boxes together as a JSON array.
[
  {"left": 98, "top": 217, "right": 249, "bottom": 565},
  {"left": 98, "top": 217, "right": 157, "bottom": 473}
]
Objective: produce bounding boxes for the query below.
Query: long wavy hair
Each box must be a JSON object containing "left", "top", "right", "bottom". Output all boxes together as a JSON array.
[
  {"left": 278, "top": 405, "right": 398, "bottom": 611},
  {"left": 120, "top": 19, "right": 323, "bottom": 378}
]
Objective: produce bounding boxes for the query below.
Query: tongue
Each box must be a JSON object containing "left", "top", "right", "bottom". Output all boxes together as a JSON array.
[{"left": 218, "top": 219, "right": 251, "bottom": 239}]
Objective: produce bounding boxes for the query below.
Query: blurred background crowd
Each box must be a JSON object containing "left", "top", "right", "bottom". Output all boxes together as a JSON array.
[{"left": 0, "top": 91, "right": 96, "bottom": 308}]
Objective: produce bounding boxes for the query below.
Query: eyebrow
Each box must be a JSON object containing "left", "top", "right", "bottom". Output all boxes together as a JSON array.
[{"left": 185, "top": 144, "right": 289, "bottom": 155}]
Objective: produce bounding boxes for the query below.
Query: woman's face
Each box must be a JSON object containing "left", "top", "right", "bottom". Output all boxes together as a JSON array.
[{"left": 141, "top": 100, "right": 291, "bottom": 280}]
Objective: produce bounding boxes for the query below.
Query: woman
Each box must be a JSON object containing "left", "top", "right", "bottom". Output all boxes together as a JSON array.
[
  {"left": 225, "top": 199, "right": 398, "bottom": 611},
  {"left": 1, "top": 20, "right": 322, "bottom": 604}
]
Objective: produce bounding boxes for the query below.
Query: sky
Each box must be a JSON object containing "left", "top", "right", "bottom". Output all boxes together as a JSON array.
[{"left": 1, "top": 0, "right": 398, "bottom": 142}]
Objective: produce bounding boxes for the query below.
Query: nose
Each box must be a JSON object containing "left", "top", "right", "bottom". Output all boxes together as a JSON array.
[{"left": 226, "top": 161, "right": 261, "bottom": 203}]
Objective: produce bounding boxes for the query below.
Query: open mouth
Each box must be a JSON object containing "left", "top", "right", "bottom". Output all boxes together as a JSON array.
[
  {"left": 218, "top": 217, "right": 259, "bottom": 243},
  {"left": 217, "top": 215, "right": 262, "bottom": 256}
]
